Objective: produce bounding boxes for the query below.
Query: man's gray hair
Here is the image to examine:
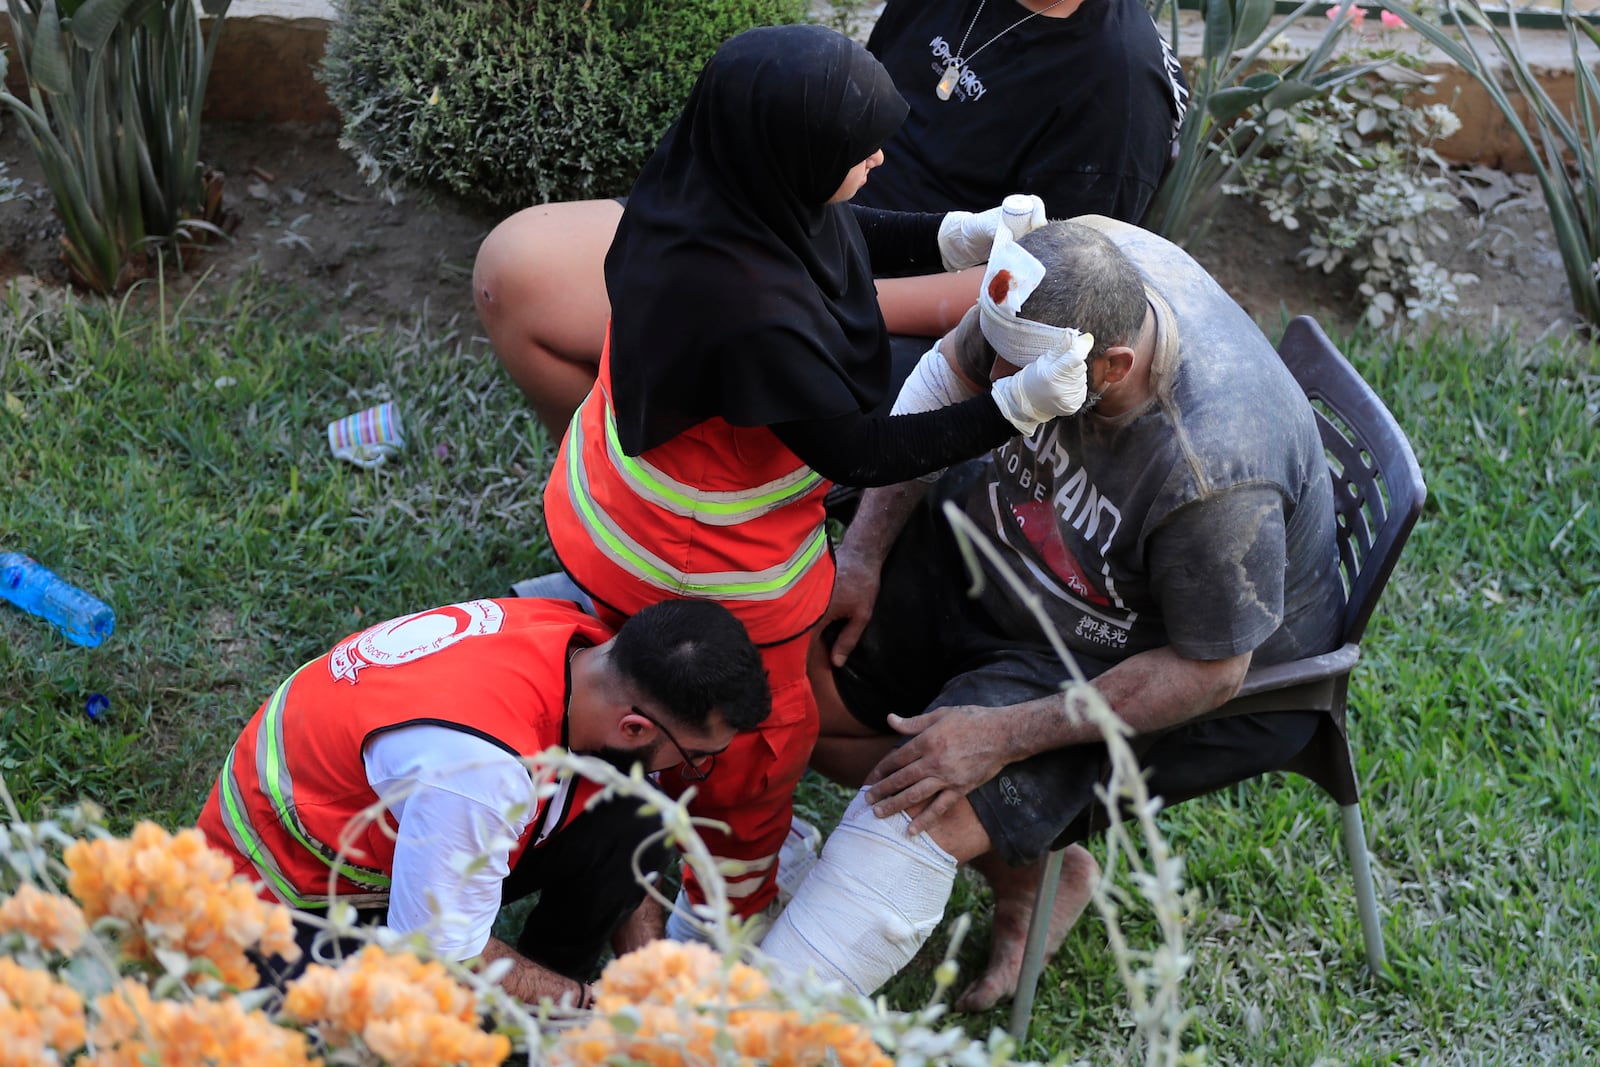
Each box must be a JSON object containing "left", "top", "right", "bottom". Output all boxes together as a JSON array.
[{"left": 1017, "top": 221, "right": 1148, "bottom": 360}]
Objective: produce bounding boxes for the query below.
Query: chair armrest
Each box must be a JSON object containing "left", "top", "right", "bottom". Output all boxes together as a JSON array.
[{"left": 1234, "top": 643, "right": 1362, "bottom": 697}]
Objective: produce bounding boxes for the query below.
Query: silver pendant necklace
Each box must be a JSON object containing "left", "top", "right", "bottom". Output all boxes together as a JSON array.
[{"left": 937, "top": 0, "right": 1075, "bottom": 100}]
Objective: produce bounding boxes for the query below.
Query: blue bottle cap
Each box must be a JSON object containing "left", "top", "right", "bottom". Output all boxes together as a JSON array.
[{"left": 85, "top": 694, "right": 109, "bottom": 720}]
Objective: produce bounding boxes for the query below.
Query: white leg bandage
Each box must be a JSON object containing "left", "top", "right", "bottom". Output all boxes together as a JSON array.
[{"left": 759, "top": 789, "right": 958, "bottom": 996}]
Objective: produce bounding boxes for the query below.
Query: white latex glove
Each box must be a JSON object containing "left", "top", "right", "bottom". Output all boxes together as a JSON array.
[
  {"left": 936, "top": 193, "right": 1048, "bottom": 272},
  {"left": 989, "top": 330, "right": 1094, "bottom": 435}
]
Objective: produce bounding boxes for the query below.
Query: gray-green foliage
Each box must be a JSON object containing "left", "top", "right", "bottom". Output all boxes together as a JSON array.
[
  {"left": 0, "top": 0, "right": 231, "bottom": 293},
  {"left": 1144, "top": 0, "right": 1391, "bottom": 249},
  {"left": 320, "top": 0, "right": 809, "bottom": 211},
  {"left": 1379, "top": 0, "right": 1600, "bottom": 332}
]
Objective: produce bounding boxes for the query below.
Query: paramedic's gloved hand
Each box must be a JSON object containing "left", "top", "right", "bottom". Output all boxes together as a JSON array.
[
  {"left": 989, "top": 330, "right": 1094, "bottom": 435},
  {"left": 937, "top": 193, "right": 1048, "bottom": 272}
]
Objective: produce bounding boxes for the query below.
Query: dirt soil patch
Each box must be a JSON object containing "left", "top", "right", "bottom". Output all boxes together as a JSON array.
[{"left": 0, "top": 119, "right": 1580, "bottom": 343}]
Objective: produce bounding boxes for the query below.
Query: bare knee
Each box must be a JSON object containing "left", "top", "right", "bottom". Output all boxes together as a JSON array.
[
  {"left": 473, "top": 206, "right": 556, "bottom": 325},
  {"left": 472, "top": 200, "right": 620, "bottom": 349},
  {"left": 922, "top": 798, "right": 993, "bottom": 864}
]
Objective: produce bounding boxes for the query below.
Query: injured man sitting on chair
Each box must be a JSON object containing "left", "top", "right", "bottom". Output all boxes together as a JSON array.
[{"left": 760, "top": 217, "right": 1349, "bottom": 1011}]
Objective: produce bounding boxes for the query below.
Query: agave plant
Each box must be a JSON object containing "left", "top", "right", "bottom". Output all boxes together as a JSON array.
[
  {"left": 1379, "top": 0, "right": 1600, "bottom": 330},
  {"left": 1143, "top": 0, "right": 1391, "bottom": 248},
  {"left": 0, "top": 0, "right": 230, "bottom": 293}
]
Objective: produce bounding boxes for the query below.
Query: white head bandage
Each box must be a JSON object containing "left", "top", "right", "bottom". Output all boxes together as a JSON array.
[{"left": 977, "top": 224, "right": 1088, "bottom": 367}]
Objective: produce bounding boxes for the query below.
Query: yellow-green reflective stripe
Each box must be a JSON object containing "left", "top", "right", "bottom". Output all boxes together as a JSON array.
[
  {"left": 256, "top": 662, "right": 391, "bottom": 891},
  {"left": 601, "top": 401, "right": 821, "bottom": 524},
  {"left": 217, "top": 746, "right": 320, "bottom": 909},
  {"left": 566, "top": 420, "right": 829, "bottom": 599}
]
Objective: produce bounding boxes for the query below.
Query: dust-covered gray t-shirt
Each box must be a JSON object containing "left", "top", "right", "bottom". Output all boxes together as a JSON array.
[{"left": 956, "top": 218, "right": 1345, "bottom": 666}]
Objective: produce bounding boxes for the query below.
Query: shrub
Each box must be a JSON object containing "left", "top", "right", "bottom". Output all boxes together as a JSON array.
[
  {"left": 1142, "top": 0, "right": 1393, "bottom": 249},
  {"left": 320, "top": 0, "right": 809, "bottom": 212},
  {"left": 1379, "top": 0, "right": 1600, "bottom": 332},
  {"left": 1224, "top": 60, "right": 1476, "bottom": 329}
]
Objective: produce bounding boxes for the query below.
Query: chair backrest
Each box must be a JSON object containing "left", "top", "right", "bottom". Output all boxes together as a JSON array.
[{"left": 1276, "top": 317, "right": 1427, "bottom": 647}]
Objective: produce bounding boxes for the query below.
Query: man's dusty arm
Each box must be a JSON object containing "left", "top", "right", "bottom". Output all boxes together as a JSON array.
[
  {"left": 866, "top": 645, "right": 1252, "bottom": 830},
  {"left": 477, "top": 935, "right": 592, "bottom": 1008},
  {"left": 825, "top": 319, "right": 992, "bottom": 665}
]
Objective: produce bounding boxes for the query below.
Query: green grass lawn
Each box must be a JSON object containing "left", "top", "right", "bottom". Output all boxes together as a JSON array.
[{"left": 3, "top": 279, "right": 1597, "bottom": 1063}]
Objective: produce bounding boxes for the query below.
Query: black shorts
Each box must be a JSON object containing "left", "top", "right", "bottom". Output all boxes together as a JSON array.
[{"left": 831, "top": 476, "right": 1319, "bottom": 866}]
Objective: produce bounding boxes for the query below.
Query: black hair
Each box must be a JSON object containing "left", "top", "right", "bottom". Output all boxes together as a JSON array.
[{"left": 609, "top": 601, "right": 771, "bottom": 732}]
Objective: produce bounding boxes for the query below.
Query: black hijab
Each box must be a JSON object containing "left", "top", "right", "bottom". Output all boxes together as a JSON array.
[{"left": 605, "top": 24, "right": 908, "bottom": 455}]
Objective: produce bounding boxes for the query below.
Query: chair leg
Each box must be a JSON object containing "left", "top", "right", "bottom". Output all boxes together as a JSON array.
[
  {"left": 1339, "top": 802, "right": 1387, "bottom": 975},
  {"left": 1007, "top": 848, "right": 1065, "bottom": 1042}
]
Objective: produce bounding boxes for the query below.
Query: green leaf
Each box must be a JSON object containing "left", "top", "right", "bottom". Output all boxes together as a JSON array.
[
  {"left": 1207, "top": 82, "right": 1275, "bottom": 123},
  {"left": 30, "top": 0, "right": 73, "bottom": 95},
  {"left": 1262, "top": 78, "right": 1326, "bottom": 111},
  {"left": 1203, "top": 0, "right": 1236, "bottom": 62},
  {"left": 1233, "top": 0, "right": 1277, "bottom": 49},
  {"left": 63, "top": 0, "right": 141, "bottom": 49}
]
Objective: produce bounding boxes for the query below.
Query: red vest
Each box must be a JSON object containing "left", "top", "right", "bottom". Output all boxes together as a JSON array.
[
  {"left": 543, "top": 336, "right": 835, "bottom": 647},
  {"left": 197, "top": 599, "right": 611, "bottom": 908}
]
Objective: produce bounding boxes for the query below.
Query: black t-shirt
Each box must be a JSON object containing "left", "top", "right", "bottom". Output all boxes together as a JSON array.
[{"left": 857, "top": 0, "right": 1187, "bottom": 221}]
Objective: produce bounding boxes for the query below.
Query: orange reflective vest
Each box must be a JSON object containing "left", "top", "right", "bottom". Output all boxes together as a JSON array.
[
  {"left": 197, "top": 599, "right": 611, "bottom": 909},
  {"left": 543, "top": 337, "right": 835, "bottom": 648}
]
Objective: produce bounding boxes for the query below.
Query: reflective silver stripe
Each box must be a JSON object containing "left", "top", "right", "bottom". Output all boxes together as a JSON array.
[
  {"left": 723, "top": 852, "right": 781, "bottom": 900},
  {"left": 253, "top": 663, "right": 392, "bottom": 891},
  {"left": 216, "top": 746, "right": 317, "bottom": 909},
  {"left": 601, "top": 400, "right": 822, "bottom": 526},
  {"left": 216, "top": 746, "right": 390, "bottom": 910},
  {"left": 564, "top": 411, "right": 829, "bottom": 602}
]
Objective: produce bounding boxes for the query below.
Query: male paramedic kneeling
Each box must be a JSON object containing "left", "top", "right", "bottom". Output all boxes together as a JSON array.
[{"left": 197, "top": 597, "right": 771, "bottom": 1007}]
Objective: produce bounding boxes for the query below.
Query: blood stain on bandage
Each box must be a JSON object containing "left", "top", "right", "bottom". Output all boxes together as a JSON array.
[{"left": 988, "top": 269, "right": 1013, "bottom": 304}]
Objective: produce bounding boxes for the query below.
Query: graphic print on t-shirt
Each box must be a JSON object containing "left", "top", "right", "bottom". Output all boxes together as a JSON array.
[
  {"left": 1008, "top": 498, "right": 1111, "bottom": 606},
  {"left": 328, "top": 600, "right": 507, "bottom": 684},
  {"left": 981, "top": 428, "right": 1138, "bottom": 651},
  {"left": 927, "top": 36, "right": 988, "bottom": 101}
]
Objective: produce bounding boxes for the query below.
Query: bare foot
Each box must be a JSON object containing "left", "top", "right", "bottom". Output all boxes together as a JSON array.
[{"left": 954, "top": 845, "right": 1099, "bottom": 1013}]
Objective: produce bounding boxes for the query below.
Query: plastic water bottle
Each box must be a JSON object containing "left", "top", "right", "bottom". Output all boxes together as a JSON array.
[{"left": 0, "top": 552, "right": 116, "bottom": 647}]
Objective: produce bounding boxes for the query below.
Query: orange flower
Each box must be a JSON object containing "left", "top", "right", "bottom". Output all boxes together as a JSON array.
[
  {"left": 364, "top": 1013, "right": 513, "bottom": 1067},
  {"left": 0, "top": 958, "right": 88, "bottom": 1060},
  {"left": 281, "top": 944, "right": 509, "bottom": 1066},
  {"left": 64, "top": 822, "right": 298, "bottom": 989},
  {"left": 551, "top": 940, "right": 891, "bottom": 1067},
  {"left": 85, "top": 980, "right": 318, "bottom": 1067},
  {"left": 593, "top": 939, "right": 770, "bottom": 1012},
  {"left": 0, "top": 884, "right": 88, "bottom": 955}
]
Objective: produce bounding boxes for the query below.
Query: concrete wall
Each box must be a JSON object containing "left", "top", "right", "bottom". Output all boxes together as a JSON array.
[
  {"left": 0, "top": 0, "right": 340, "bottom": 124},
  {"left": 1, "top": 0, "right": 1593, "bottom": 168},
  {"left": 1191, "top": 10, "right": 1594, "bottom": 171}
]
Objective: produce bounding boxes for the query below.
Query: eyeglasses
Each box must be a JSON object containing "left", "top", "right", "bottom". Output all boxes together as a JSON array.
[{"left": 630, "top": 706, "right": 723, "bottom": 781}]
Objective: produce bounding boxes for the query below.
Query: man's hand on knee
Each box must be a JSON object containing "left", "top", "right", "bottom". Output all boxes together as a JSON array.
[{"left": 864, "top": 705, "right": 1021, "bottom": 835}]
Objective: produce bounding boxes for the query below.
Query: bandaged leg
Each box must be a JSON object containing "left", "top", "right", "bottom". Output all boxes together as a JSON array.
[
  {"left": 664, "top": 815, "right": 821, "bottom": 945},
  {"left": 759, "top": 788, "right": 958, "bottom": 996}
]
